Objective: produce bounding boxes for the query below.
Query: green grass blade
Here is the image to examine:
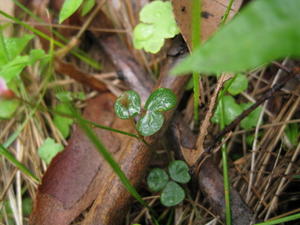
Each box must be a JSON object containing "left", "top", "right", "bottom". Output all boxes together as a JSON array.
[
  {"left": 69, "top": 104, "right": 147, "bottom": 206},
  {"left": 172, "top": 0, "right": 300, "bottom": 75},
  {"left": 0, "top": 144, "right": 40, "bottom": 183},
  {"left": 255, "top": 213, "right": 300, "bottom": 225}
]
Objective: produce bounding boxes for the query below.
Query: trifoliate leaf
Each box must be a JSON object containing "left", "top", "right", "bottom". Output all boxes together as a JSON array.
[
  {"left": 160, "top": 181, "right": 185, "bottom": 207},
  {"left": 133, "top": 1, "right": 179, "bottom": 53},
  {"left": 38, "top": 138, "right": 64, "bottom": 164},
  {"left": 137, "top": 111, "right": 164, "bottom": 136},
  {"left": 145, "top": 88, "right": 177, "bottom": 112},
  {"left": 168, "top": 160, "right": 191, "bottom": 184},
  {"left": 147, "top": 168, "right": 169, "bottom": 192},
  {"left": 114, "top": 90, "right": 141, "bottom": 119}
]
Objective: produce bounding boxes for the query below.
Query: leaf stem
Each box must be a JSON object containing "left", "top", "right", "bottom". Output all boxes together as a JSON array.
[{"left": 220, "top": 0, "right": 235, "bottom": 26}]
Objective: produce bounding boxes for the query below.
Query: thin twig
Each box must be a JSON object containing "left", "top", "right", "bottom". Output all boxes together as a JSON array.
[{"left": 205, "top": 68, "right": 296, "bottom": 154}]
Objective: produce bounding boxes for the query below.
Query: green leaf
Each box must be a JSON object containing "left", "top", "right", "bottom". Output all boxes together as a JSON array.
[
  {"left": 168, "top": 160, "right": 191, "bottom": 184},
  {"left": 0, "top": 34, "right": 34, "bottom": 66},
  {"left": 133, "top": 1, "right": 179, "bottom": 53},
  {"left": 0, "top": 49, "right": 46, "bottom": 83},
  {"left": 38, "top": 138, "right": 64, "bottom": 164},
  {"left": 114, "top": 90, "right": 141, "bottom": 119},
  {"left": 147, "top": 168, "right": 169, "bottom": 192},
  {"left": 81, "top": 0, "right": 96, "bottom": 16},
  {"left": 53, "top": 103, "right": 74, "bottom": 138},
  {"left": 212, "top": 96, "right": 243, "bottom": 126},
  {"left": 0, "top": 99, "right": 19, "bottom": 119},
  {"left": 240, "top": 103, "right": 262, "bottom": 130},
  {"left": 145, "top": 88, "right": 177, "bottom": 112},
  {"left": 160, "top": 181, "right": 185, "bottom": 207},
  {"left": 59, "top": 0, "right": 84, "bottom": 24},
  {"left": 225, "top": 74, "right": 248, "bottom": 96},
  {"left": 172, "top": 0, "right": 300, "bottom": 75},
  {"left": 285, "top": 123, "right": 299, "bottom": 146},
  {"left": 136, "top": 111, "right": 164, "bottom": 136}
]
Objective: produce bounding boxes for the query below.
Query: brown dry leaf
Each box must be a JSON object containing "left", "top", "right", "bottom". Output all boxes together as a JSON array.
[
  {"left": 30, "top": 93, "right": 146, "bottom": 225},
  {"left": 172, "top": 0, "right": 243, "bottom": 49}
]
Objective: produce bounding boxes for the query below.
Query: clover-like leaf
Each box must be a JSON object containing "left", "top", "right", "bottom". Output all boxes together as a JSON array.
[
  {"left": 160, "top": 181, "right": 185, "bottom": 207},
  {"left": 168, "top": 160, "right": 191, "bottom": 184},
  {"left": 137, "top": 111, "right": 164, "bottom": 136},
  {"left": 114, "top": 90, "right": 141, "bottom": 119},
  {"left": 145, "top": 88, "right": 177, "bottom": 112},
  {"left": 133, "top": 1, "right": 179, "bottom": 53},
  {"left": 240, "top": 103, "right": 262, "bottom": 130},
  {"left": 147, "top": 168, "right": 169, "bottom": 192},
  {"left": 225, "top": 74, "right": 248, "bottom": 96},
  {"left": 212, "top": 95, "right": 243, "bottom": 126}
]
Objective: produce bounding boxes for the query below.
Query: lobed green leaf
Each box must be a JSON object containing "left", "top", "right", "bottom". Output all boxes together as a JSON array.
[
  {"left": 133, "top": 1, "right": 179, "bottom": 53},
  {"left": 38, "top": 138, "right": 64, "bottom": 164}
]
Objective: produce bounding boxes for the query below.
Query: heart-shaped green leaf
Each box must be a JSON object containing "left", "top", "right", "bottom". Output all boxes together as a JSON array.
[
  {"left": 145, "top": 88, "right": 177, "bottom": 112},
  {"left": 147, "top": 168, "right": 169, "bottom": 192},
  {"left": 160, "top": 181, "right": 185, "bottom": 207},
  {"left": 136, "top": 111, "right": 164, "bottom": 136},
  {"left": 225, "top": 74, "right": 248, "bottom": 96},
  {"left": 168, "top": 160, "right": 191, "bottom": 184},
  {"left": 172, "top": 0, "right": 300, "bottom": 75},
  {"left": 114, "top": 90, "right": 141, "bottom": 120},
  {"left": 212, "top": 95, "right": 243, "bottom": 126}
]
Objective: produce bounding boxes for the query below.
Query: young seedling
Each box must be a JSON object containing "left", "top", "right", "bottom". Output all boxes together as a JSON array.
[
  {"left": 114, "top": 88, "right": 177, "bottom": 137},
  {"left": 147, "top": 160, "right": 191, "bottom": 207}
]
